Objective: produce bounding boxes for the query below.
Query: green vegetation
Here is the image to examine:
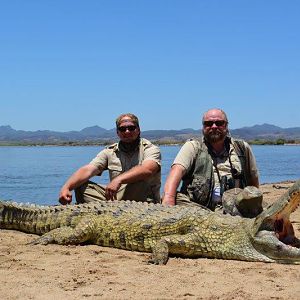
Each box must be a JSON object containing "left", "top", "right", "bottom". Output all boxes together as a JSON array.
[
  {"left": 0, "top": 140, "right": 116, "bottom": 147},
  {"left": 0, "top": 138, "right": 299, "bottom": 147},
  {"left": 249, "top": 139, "right": 300, "bottom": 145},
  {"left": 152, "top": 139, "right": 185, "bottom": 145}
]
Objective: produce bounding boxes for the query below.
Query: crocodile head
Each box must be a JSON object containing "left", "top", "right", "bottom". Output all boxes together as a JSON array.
[{"left": 252, "top": 180, "right": 300, "bottom": 264}]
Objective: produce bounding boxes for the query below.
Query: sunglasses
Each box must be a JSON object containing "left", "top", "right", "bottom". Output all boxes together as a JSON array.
[
  {"left": 118, "top": 125, "right": 137, "bottom": 132},
  {"left": 203, "top": 120, "right": 227, "bottom": 127}
]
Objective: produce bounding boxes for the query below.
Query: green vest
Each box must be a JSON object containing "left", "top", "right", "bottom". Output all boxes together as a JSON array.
[{"left": 180, "top": 138, "right": 248, "bottom": 209}]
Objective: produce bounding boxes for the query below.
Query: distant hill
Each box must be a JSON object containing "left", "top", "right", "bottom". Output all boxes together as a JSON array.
[
  {"left": 0, "top": 123, "right": 300, "bottom": 144},
  {"left": 231, "top": 123, "right": 300, "bottom": 141},
  {"left": 0, "top": 125, "right": 118, "bottom": 143}
]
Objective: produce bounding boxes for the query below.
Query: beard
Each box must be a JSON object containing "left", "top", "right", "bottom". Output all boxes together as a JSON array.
[
  {"left": 203, "top": 129, "right": 227, "bottom": 143},
  {"left": 118, "top": 135, "right": 141, "bottom": 153}
]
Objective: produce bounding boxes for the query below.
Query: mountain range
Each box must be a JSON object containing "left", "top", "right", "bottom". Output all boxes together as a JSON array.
[{"left": 0, "top": 124, "right": 300, "bottom": 143}]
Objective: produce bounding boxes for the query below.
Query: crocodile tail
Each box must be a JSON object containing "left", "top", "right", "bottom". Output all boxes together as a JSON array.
[{"left": 0, "top": 201, "right": 71, "bottom": 235}]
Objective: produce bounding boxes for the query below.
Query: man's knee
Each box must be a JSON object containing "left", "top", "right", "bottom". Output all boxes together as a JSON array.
[
  {"left": 74, "top": 181, "right": 106, "bottom": 204},
  {"left": 175, "top": 193, "right": 202, "bottom": 207},
  {"left": 74, "top": 181, "right": 89, "bottom": 204}
]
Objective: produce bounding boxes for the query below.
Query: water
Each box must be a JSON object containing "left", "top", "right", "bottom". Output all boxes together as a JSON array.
[
  {"left": 0, "top": 145, "right": 299, "bottom": 205},
  {"left": 252, "top": 145, "right": 300, "bottom": 183}
]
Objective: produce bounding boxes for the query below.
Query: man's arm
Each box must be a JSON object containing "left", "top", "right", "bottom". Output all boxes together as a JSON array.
[
  {"left": 105, "top": 160, "right": 160, "bottom": 200},
  {"left": 59, "top": 164, "right": 101, "bottom": 205},
  {"left": 245, "top": 142, "right": 260, "bottom": 188},
  {"left": 248, "top": 174, "right": 259, "bottom": 188},
  {"left": 162, "top": 164, "right": 186, "bottom": 206}
]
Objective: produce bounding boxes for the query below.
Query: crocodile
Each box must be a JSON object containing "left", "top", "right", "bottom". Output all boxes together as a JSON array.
[{"left": 1, "top": 180, "right": 300, "bottom": 265}]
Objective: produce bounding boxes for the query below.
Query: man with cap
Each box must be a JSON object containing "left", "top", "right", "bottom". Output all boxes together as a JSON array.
[{"left": 59, "top": 113, "right": 161, "bottom": 204}]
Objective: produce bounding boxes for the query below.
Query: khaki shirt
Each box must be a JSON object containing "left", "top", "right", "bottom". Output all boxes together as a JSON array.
[{"left": 90, "top": 138, "right": 161, "bottom": 202}]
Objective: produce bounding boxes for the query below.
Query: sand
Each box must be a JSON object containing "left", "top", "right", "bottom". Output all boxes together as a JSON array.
[{"left": 0, "top": 181, "right": 299, "bottom": 300}]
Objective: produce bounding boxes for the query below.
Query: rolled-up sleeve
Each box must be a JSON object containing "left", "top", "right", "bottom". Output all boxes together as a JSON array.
[
  {"left": 173, "top": 140, "right": 198, "bottom": 173},
  {"left": 143, "top": 144, "right": 161, "bottom": 167},
  {"left": 89, "top": 149, "right": 109, "bottom": 171}
]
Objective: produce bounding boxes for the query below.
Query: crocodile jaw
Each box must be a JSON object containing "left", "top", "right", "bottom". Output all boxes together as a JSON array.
[{"left": 252, "top": 180, "right": 300, "bottom": 264}]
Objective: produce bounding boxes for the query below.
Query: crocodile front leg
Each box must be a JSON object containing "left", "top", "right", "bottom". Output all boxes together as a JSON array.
[
  {"left": 149, "top": 238, "right": 169, "bottom": 265},
  {"left": 149, "top": 233, "right": 200, "bottom": 265}
]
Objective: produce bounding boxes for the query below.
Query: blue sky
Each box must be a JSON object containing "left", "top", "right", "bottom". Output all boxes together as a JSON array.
[{"left": 1, "top": 1, "right": 299, "bottom": 132}]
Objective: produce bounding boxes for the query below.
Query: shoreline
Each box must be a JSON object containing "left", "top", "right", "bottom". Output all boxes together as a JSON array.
[{"left": 1, "top": 141, "right": 300, "bottom": 147}]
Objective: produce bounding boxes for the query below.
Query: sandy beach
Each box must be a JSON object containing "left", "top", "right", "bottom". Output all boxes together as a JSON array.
[{"left": 0, "top": 181, "right": 299, "bottom": 300}]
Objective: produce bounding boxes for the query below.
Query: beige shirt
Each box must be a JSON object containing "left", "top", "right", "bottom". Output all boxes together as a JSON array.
[
  {"left": 90, "top": 138, "right": 161, "bottom": 202},
  {"left": 173, "top": 139, "right": 259, "bottom": 204}
]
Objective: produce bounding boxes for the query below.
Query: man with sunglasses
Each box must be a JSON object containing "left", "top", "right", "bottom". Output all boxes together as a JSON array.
[
  {"left": 59, "top": 113, "right": 161, "bottom": 205},
  {"left": 162, "top": 108, "right": 261, "bottom": 217}
]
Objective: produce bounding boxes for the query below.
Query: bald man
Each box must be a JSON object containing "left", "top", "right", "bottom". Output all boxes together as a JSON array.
[{"left": 162, "top": 108, "right": 261, "bottom": 216}]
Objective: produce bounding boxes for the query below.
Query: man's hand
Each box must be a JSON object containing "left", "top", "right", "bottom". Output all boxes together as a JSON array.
[
  {"left": 59, "top": 186, "right": 73, "bottom": 205},
  {"left": 162, "top": 193, "right": 176, "bottom": 206},
  {"left": 58, "top": 164, "right": 101, "bottom": 205},
  {"left": 161, "top": 164, "right": 185, "bottom": 206},
  {"left": 105, "top": 178, "right": 122, "bottom": 200}
]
